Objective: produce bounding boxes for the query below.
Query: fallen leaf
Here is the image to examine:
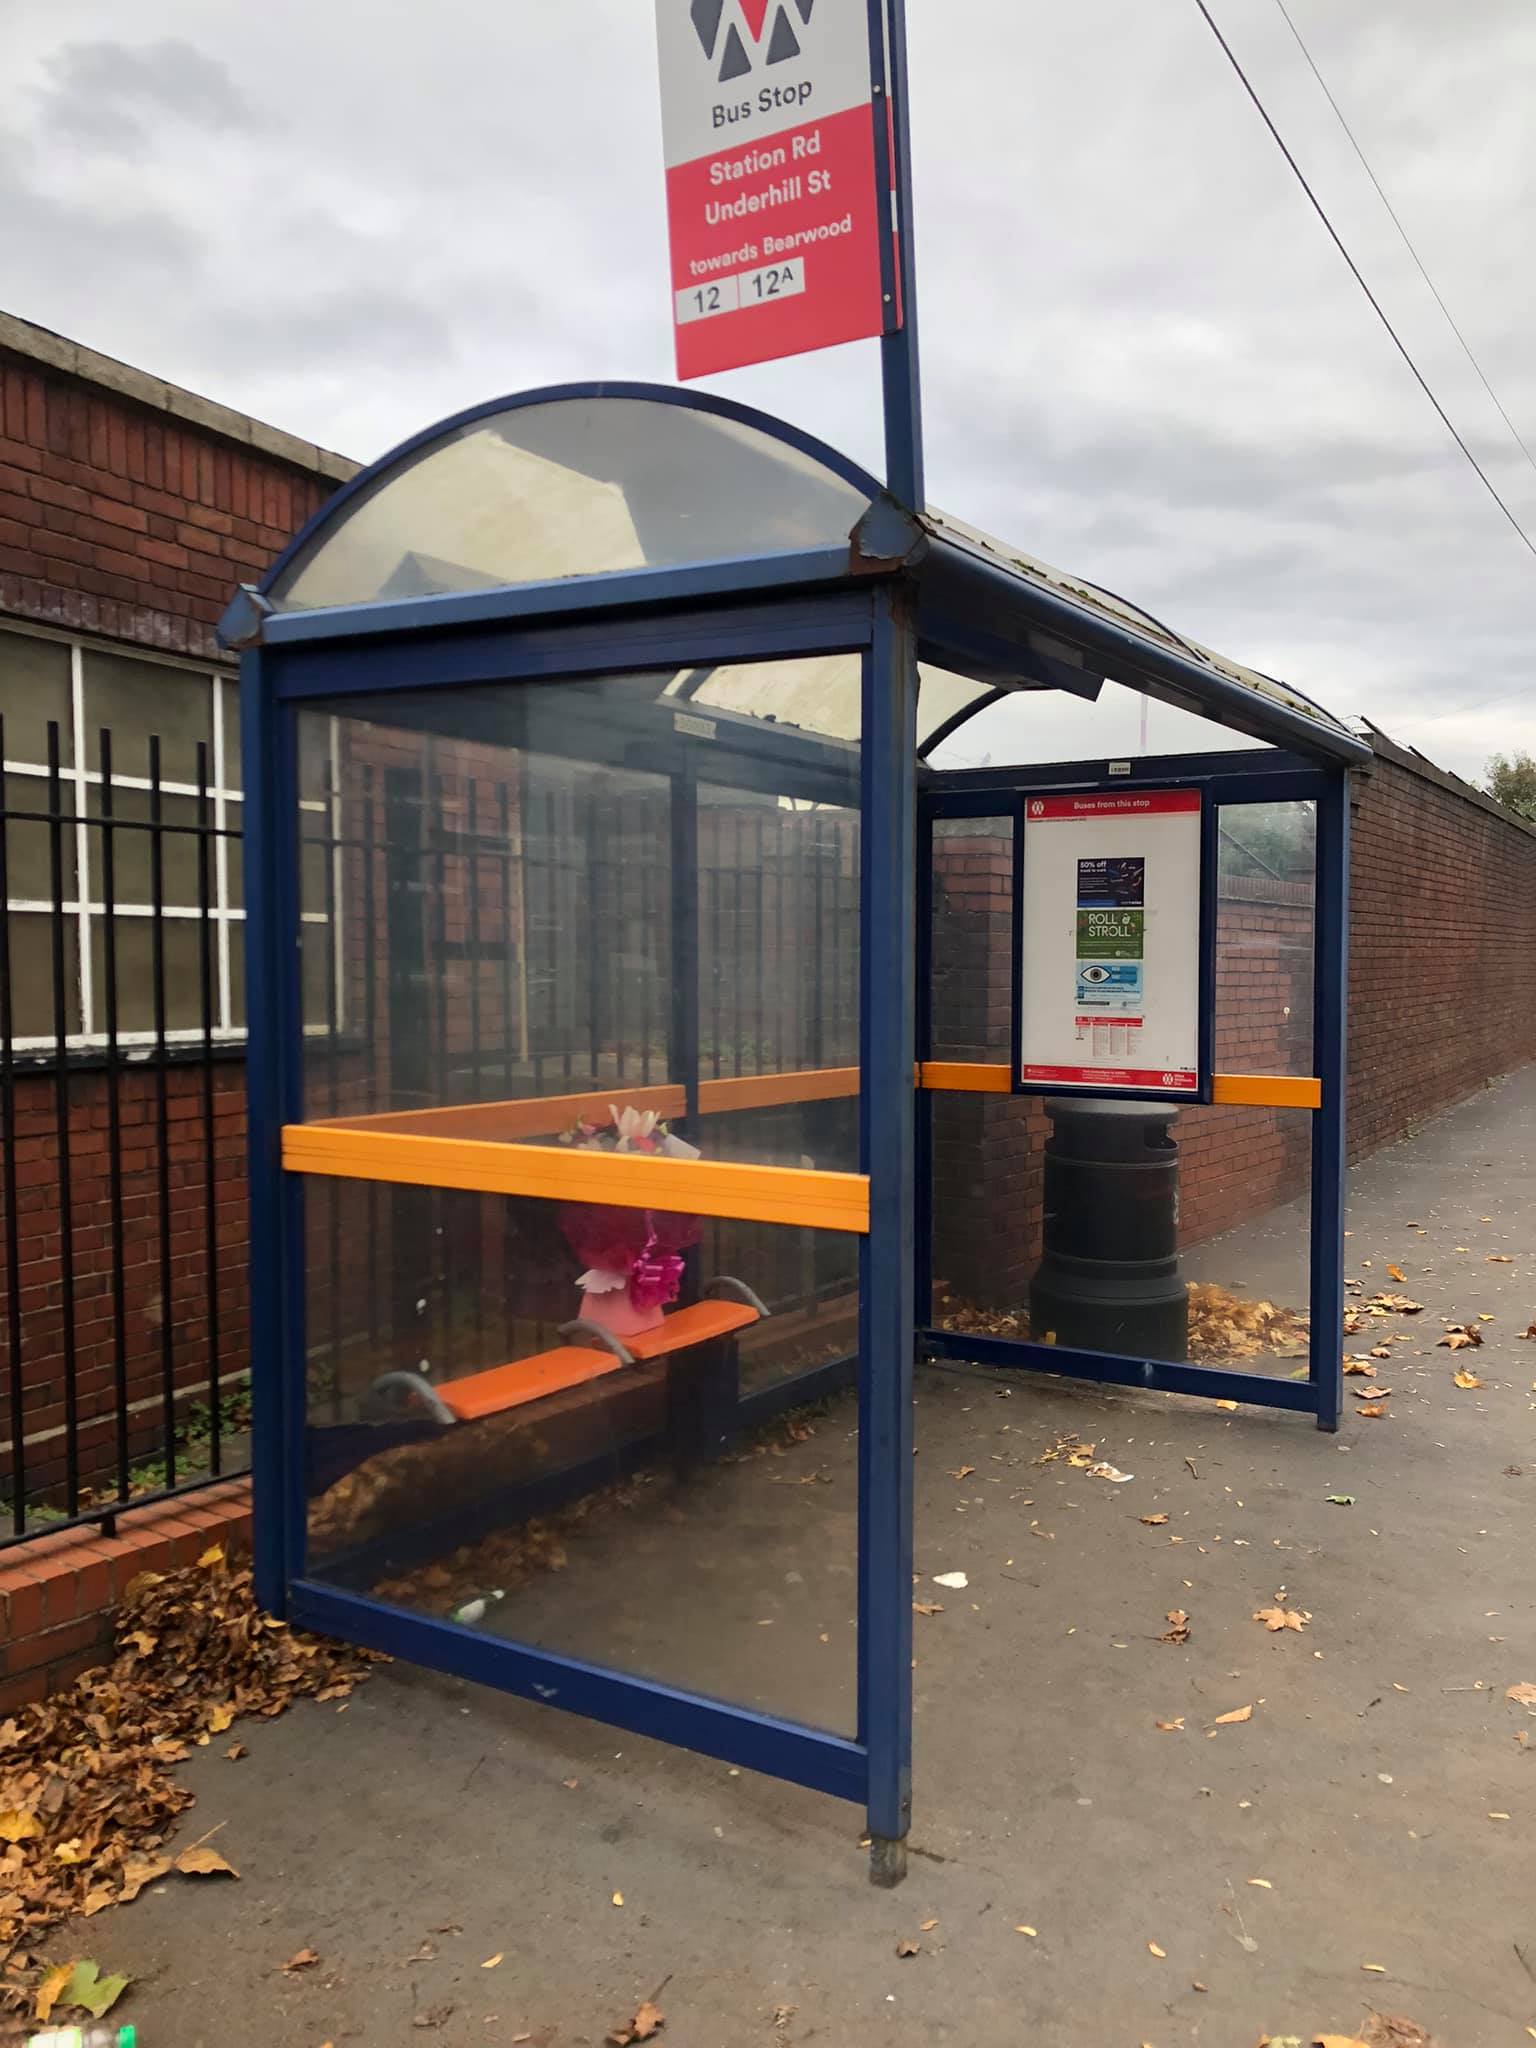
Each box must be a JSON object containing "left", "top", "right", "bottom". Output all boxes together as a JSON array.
[
  {"left": 611, "top": 1892, "right": 624, "bottom": 1908},
  {"left": 1314, "top": 2037, "right": 1372, "bottom": 2047},
  {"left": 197, "top": 1543, "right": 226, "bottom": 1568},
  {"left": 1387, "top": 1265, "right": 1406, "bottom": 1283},
  {"left": 60, "top": 1960, "right": 130, "bottom": 2018},
  {"left": 1014, "top": 1924, "right": 1037, "bottom": 1937},
  {"left": 1357, "top": 1403, "right": 1388, "bottom": 1419},
  {"left": 895, "top": 1937, "right": 921, "bottom": 1957},
  {"left": 1352, "top": 1383, "right": 1392, "bottom": 1398},
  {"left": 1361, "top": 1961, "right": 1387, "bottom": 1972},
  {"left": 1488, "top": 1811, "right": 1511, "bottom": 1820},
  {"left": 1246, "top": 1877, "right": 1273, "bottom": 1888},
  {"left": 1451, "top": 1367, "right": 1483, "bottom": 1388},
  {"left": 117, "top": 1855, "right": 173, "bottom": 1902},
  {"left": 1155, "top": 1718, "right": 1185, "bottom": 1732},
  {"left": 34, "top": 1962, "right": 72, "bottom": 2024},
  {"left": 226, "top": 1742, "right": 248, "bottom": 1760},
  {"left": 920, "top": 1917, "right": 939, "bottom": 1931},
  {"left": 1214, "top": 1704, "right": 1254, "bottom": 1725},
  {"left": 1161, "top": 1609, "right": 1191, "bottom": 1644},
  {"left": 933, "top": 1572, "right": 968, "bottom": 1590},
  {"left": 947, "top": 1466, "right": 976, "bottom": 1480},
  {"left": 1254, "top": 1605, "right": 1311, "bottom": 1633},
  {"left": 1214, "top": 1400, "right": 1239, "bottom": 1412},
  {"left": 0, "top": 1809, "right": 43, "bottom": 1844},
  {"left": 562, "top": 1778, "right": 579, "bottom": 1790},
  {"left": 1140, "top": 1513, "right": 1169, "bottom": 1526},
  {"left": 623, "top": 1999, "right": 665, "bottom": 2040},
  {"left": 912, "top": 1602, "right": 944, "bottom": 1617},
  {"left": 283, "top": 1947, "right": 322, "bottom": 1973},
  {"left": 80, "top": 1886, "right": 115, "bottom": 1917},
  {"left": 481, "top": 1953, "right": 504, "bottom": 1970},
  {"left": 1487, "top": 1253, "right": 1514, "bottom": 1263},
  {"left": 1327, "top": 1494, "right": 1356, "bottom": 1505},
  {"left": 1147, "top": 1940, "right": 1167, "bottom": 1958},
  {"left": 176, "top": 1843, "right": 239, "bottom": 1879},
  {"left": 1505, "top": 1682, "right": 1536, "bottom": 1706}
]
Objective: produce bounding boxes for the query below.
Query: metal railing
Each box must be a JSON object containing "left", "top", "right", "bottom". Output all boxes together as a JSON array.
[{"left": 0, "top": 716, "right": 248, "bottom": 1548}]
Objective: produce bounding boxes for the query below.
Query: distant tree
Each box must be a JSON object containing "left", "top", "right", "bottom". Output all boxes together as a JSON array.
[{"left": 1485, "top": 751, "right": 1536, "bottom": 822}]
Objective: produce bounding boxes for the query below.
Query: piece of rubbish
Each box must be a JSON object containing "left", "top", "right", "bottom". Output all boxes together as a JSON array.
[
  {"left": 1326, "top": 1495, "right": 1355, "bottom": 1506},
  {"left": 1087, "top": 1462, "right": 1134, "bottom": 1483},
  {"left": 25, "top": 2029, "right": 137, "bottom": 2047},
  {"left": 932, "top": 1572, "right": 968, "bottom": 1590},
  {"left": 451, "top": 1591, "right": 507, "bottom": 1627}
]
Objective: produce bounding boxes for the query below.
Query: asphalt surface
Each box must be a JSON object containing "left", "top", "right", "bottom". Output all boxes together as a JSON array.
[{"left": 64, "top": 1068, "right": 1536, "bottom": 2047}]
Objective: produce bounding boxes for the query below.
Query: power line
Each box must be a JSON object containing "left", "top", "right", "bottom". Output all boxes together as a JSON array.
[
  {"left": 1190, "top": 0, "right": 1536, "bottom": 564},
  {"left": 1269, "top": 0, "right": 1536, "bottom": 488}
]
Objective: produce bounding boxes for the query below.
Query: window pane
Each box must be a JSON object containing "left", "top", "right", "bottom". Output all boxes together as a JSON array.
[
  {"left": 1216, "top": 802, "right": 1317, "bottom": 1076},
  {"left": 0, "top": 912, "right": 81, "bottom": 1039},
  {"left": 3, "top": 774, "right": 77, "bottom": 902},
  {"left": 219, "top": 680, "right": 242, "bottom": 786},
  {"left": 303, "top": 1180, "right": 859, "bottom": 1736},
  {"left": 82, "top": 650, "right": 213, "bottom": 788},
  {"left": 0, "top": 631, "right": 72, "bottom": 766},
  {"left": 269, "top": 397, "right": 871, "bottom": 611},
  {"left": 85, "top": 787, "right": 205, "bottom": 906},
  {"left": 224, "top": 801, "right": 244, "bottom": 910},
  {"left": 89, "top": 915, "right": 208, "bottom": 1035}
]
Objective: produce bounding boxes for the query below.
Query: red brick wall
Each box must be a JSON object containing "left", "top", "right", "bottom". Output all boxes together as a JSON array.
[
  {"left": 1347, "top": 746, "right": 1536, "bottom": 1158},
  {"left": 0, "top": 349, "right": 333, "bottom": 661}
]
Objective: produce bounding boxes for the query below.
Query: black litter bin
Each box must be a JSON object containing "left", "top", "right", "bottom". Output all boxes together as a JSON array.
[{"left": 1028, "top": 1097, "right": 1188, "bottom": 1360}]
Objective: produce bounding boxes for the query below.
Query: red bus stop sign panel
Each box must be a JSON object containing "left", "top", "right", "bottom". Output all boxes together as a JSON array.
[{"left": 655, "top": 0, "right": 889, "bottom": 379}]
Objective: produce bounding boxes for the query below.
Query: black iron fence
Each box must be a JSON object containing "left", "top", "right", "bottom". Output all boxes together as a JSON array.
[{"left": 0, "top": 715, "right": 248, "bottom": 1548}]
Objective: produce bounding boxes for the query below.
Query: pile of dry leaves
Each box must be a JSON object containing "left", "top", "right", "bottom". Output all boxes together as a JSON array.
[
  {"left": 938, "top": 1283, "right": 1310, "bottom": 1365},
  {"left": 0, "top": 1545, "right": 378, "bottom": 2016}
]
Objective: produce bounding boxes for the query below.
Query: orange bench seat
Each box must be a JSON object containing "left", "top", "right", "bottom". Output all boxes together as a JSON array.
[
  {"left": 435, "top": 1345, "right": 625, "bottom": 1423},
  {"left": 429, "top": 1299, "right": 761, "bottom": 1424}
]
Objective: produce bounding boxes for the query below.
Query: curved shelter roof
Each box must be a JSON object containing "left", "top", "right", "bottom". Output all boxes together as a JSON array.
[{"left": 230, "top": 382, "right": 1367, "bottom": 768}]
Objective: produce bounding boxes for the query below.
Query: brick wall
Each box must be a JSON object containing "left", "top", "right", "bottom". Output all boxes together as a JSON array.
[
  {"left": 1347, "top": 740, "right": 1536, "bottom": 1158},
  {"left": 0, "top": 318, "right": 345, "bottom": 661}
]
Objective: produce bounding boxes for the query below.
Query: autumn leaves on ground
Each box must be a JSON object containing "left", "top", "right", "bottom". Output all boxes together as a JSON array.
[{"left": 0, "top": 1549, "right": 378, "bottom": 2028}]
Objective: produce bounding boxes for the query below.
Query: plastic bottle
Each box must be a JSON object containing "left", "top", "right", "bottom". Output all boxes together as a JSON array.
[{"left": 25, "top": 2026, "right": 136, "bottom": 2048}]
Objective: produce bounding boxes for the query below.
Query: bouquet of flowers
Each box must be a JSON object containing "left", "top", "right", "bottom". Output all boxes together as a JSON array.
[{"left": 558, "top": 1104, "right": 702, "bottom": 1337}]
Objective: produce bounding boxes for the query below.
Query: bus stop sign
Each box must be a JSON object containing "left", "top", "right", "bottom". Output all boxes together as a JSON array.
[{"left": 655, "top": 0, "right": 890, "bottom": 379}]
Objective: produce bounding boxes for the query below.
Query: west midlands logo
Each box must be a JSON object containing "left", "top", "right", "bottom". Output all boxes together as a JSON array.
[{"left": 691, "top": 0, "right": 816, "bottom": 82}]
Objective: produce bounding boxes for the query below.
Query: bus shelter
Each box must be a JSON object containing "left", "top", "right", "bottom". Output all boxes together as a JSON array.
[{"left": 223, "top": 382, "right": 1366, "bottom": 1882}]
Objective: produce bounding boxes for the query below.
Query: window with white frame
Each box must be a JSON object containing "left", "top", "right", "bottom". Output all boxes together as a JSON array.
[{"left": 0, "top": 621, "right": 337, "bottom": 1051}]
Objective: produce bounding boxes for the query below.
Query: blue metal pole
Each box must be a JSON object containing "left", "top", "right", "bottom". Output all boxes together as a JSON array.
[
  {"left": 1308, "top": 773, "right": 1350, "bottom": 1432},
  {"left": 859, "top": 589, "right": 917, "bottom": 1884},
  {"left": 868, "top": 0, "right": 925, "bottom": 511},
  {"left": 241, "top": 650, "right": 293, "bottom": 1612}
]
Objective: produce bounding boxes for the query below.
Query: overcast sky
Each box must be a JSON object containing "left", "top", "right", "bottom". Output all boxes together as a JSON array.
[{"left": 3, "top": 0, "right": 1534, "bottom": 777}]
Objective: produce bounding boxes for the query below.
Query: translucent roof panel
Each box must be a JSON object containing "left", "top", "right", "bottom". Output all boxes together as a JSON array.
[
  {"left": 658, "top": 660, "right": 992, "bottom": 747},
  {"left": 266, "top": 395, "right": 875, "bottom": 613}
]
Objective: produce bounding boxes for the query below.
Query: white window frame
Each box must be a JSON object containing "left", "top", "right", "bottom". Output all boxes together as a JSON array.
[{"left": 0, "top": 618, "right": 339, "bottom": 1053}]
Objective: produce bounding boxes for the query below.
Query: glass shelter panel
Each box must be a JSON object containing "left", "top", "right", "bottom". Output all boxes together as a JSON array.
[
  {"left": 301, "top": 1179, "right": 860, "bottom": 1736},
  {"left": 930, "top": 814, "right": 1014, "bottom": 1064},
  {"left": 1215, "top": 801, "right": 1317, "bottom": 1077},
  {"left": 928, "top": 1094, "right": 1312, "bottom": 1374},
  {"left": 268, "top": 397, "right": 873, "bottom": 612},
  {"left": 297, "top": 660, "right": 862, "bottom": 1175}
]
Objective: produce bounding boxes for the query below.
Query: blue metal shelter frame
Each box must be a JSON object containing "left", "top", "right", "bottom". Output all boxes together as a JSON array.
[{"left": 225, "top": 379, "right": 1365, "bottom": 1884}]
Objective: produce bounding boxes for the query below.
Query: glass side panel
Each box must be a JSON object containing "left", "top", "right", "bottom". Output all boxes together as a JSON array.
[
  {"left": 931, "top": 1093, "right": 1313, "bottom": 1375},
  {"left": 296, "top": 659, "right": 862, "bottom": 1175},
  {"left": 931, "top": 814, "right": 1013, "bottom": 1063},
  {"left": 269, "top": 398, "right": 872, "bottom": 612},
  {"left": 916, "top": 666, "right": 992, "bottom": 751},
  {"left": 1216, "top": 801, "right": 1317, "bottom": 1077},
  {"left": 303, "top": 1179, "right": 859, "bottom": 1736}
]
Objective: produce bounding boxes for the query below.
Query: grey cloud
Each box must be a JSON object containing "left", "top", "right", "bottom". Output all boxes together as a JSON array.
[{"left": 39, "top": 38, "right": 264, "bottom": 156}]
